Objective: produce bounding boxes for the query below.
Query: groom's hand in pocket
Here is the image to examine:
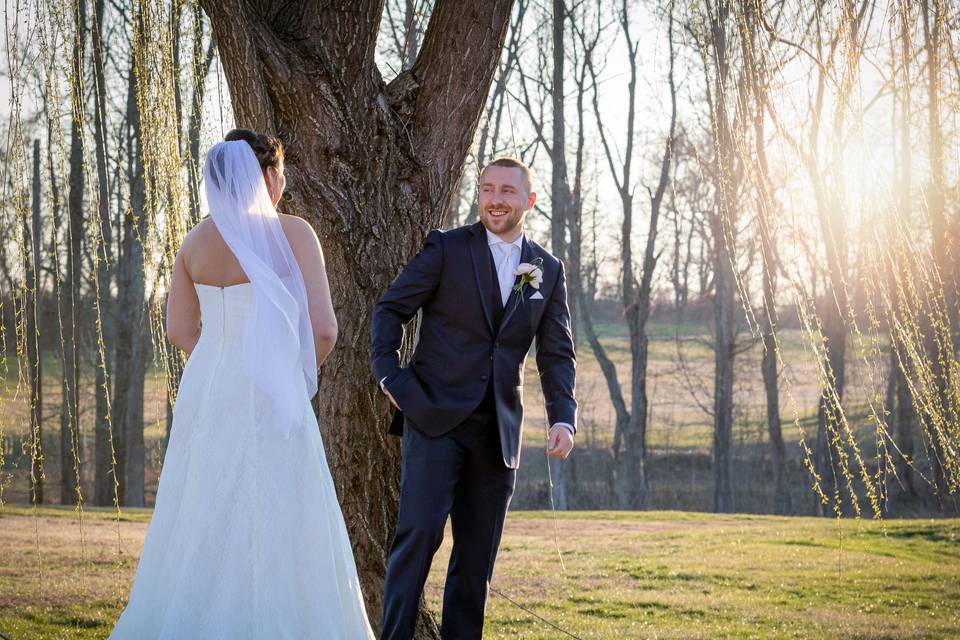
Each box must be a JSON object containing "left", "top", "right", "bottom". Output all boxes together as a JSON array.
[
  {"left": 547, "top": 425, "right": 575, "bottom": 459},
  {"left": 379, "top": 376, "right": 399, "bottom": 409}
]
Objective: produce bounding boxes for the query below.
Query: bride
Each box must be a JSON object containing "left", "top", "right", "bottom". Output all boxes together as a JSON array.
[{"left": 110, "top": 130, "right": 375, "bottom": 639}]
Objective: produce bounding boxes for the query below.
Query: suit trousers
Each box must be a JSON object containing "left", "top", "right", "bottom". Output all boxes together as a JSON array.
[{"left": 380, "top": 400, "right": 517, "bottom": 640}]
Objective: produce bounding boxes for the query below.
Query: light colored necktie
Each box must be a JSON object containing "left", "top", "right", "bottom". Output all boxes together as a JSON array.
[{"left": 494, "top": 243, "right": 516, "bottom": 306}]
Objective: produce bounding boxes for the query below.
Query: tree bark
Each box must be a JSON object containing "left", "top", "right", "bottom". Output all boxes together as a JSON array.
[
  {"left": 61, "top": 0, "right": 87, "bottom": 506},
  {"left": 113, "top": 40, "right": 149, "bottom": 508},
  {"left": 891, "top": 0, "right": 917, "bottom": 502},
  {"left": 706, "top": 0, "right": 738, "bottom": 514},
  {"left": 26, "top": 139, "right": 44, "bottom": 505},
  {"left": 187, "top": 6, "right": 216, "bottom": 226},
  {"left": 92, "top": 0, "right": 118, "bottom": 507},
  {"left": 200, "top": 1, "right": 515, "bottom": 632},
  {"left": 740, "top": 2, "right": 788, "bottom": 514},
  {"left": 921, "top": 0, "right": 953, "bottom": 498},
  {"left": 546, "top": 0, "right": 572, "bottom": 510}
]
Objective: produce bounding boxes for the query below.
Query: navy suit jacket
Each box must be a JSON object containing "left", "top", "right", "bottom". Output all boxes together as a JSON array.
[{"left": 370, "top": 222, "right": 577, "bottom": 469}]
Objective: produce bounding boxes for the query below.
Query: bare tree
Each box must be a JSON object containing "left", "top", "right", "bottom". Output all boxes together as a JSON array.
[
  {"left": 888, "top": 0, "right": 918, "bottom": 503},
  {"left": 186, "top": 6, "right": 216, "bottom": 226},
  {"left": 465, "top": 0, "right": 527, "bottom": 226},
  {"left": 761, "top": 1, "right": 872, "bottom": 515},
  {"left": 92, "top": 0, "right": 118, "bottom": 507},
  {"left": 574, "top": 0, "right": 677, "bottom": 509},
  {"left": 61, "top": 0, "right": 87, "bottom": 506},
  {"left": 688, "top": 0, "right": 743, "bottom": 513},
  {"left": 738, "top": 1, "right": 789, "bottom": 514},
  {"left": 25, "top": 139, "right": 44, "bottom": 504},
  {"left": 164, "top": 2, "right": 215, "bottom": 451},
  {"left": 382, "top": 0, "right": 430, "bottom": 72},
  {"left": 112, "top": 21, "right": 149, "bottom": 507},
  {"left": 920, "top": 0, "right": 952, "bottom": 499}
]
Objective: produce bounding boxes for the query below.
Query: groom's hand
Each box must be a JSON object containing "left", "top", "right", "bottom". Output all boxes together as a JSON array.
[
  {"left": 547, "top": 425, "right": 574, "bottom": 459},
  {"left": 383, "top": 388, "right": 399, "bottom": 409},
  {"left": 379, "top": 376, "right": 399, "bottom": 409}
]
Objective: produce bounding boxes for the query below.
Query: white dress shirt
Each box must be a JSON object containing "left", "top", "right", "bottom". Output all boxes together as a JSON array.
[{"left": 486, "top": 229, "right": 523, "bottom": 306}]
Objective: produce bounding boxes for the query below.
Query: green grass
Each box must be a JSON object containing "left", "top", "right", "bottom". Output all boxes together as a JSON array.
[{"left": 2, "top": 507, "right": 958, "bottom": 639}]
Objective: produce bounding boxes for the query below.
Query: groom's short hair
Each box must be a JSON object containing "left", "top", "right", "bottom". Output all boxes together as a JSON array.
[{"left": 481, "top": 156, "right": 533, "bottom": 193}]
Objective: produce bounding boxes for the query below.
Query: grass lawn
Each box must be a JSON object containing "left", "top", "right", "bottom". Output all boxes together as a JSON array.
[{"left": 1, "top": 506, "right": 958, "bottom": 639}]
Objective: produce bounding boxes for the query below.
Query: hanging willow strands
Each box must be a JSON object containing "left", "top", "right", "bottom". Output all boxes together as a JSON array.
[
  {"left": 2, "top": 0, "right": 208, "bottom": 592},
  {"left": 133, "top": 0, "right": 192, "bottom": 427}
]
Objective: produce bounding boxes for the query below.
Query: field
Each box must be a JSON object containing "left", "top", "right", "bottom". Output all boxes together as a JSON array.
[
  {"left": 2, "top": 318, "right": 905, "bottom": 512},
  {"left": 1, "top": 506, "right": 958, "bottom": 639}
]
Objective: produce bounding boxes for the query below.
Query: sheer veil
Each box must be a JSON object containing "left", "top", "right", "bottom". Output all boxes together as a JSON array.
[{"left": 202, "top": 140, "right": 317, "bottom": 437}]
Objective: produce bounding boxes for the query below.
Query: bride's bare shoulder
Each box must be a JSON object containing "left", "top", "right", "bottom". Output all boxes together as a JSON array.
[
  {"left": 278, "top": 213, "right": 319, "bottom": 244},
  {"left": 179, "top": 218, "right": 218, "bottom": 254}
]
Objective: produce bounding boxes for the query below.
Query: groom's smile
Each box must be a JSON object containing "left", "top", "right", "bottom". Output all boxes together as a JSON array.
[{"left": 478, "top": 163, "right": 537, "bottom": 242}]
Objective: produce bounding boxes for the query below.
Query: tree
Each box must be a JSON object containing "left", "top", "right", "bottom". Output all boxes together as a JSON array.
[
  {"left": 25, "top": 139, "right": 44, "bottom": 504},
  {"left": 111, "top": 18, "right": 149, "bottom": 507},
  {"left": 199, "top": 1, "right": 515, "bottom": 633},
  {"left": 92, "top": 0, "right": 118, "bottom": 507},
  {"left": 888, "top": 0, "right": 918, "bottom": 503},
  {"left": 920, "top": 0, "right": 953, "bottom": 499},
  {"left": 690, "top": 0, "right": 742, "bottom": 513},
  {"left": 464, "top": 0, "right": 526, "bottom": 226},
  {"left": 575, "top": 0, "right": 678, "bottom": 510},
  {"left": 61, "top": 0, "right": 87, "bottom": 506},
  {"left": 761, "top": 0, "right": 871, "bottom": 515},
  {"left": 514, "top": 0, "right": 579, "bottom": 509},
  {"left": 738, "top": 1, "right": 789, "bottom": 514}
]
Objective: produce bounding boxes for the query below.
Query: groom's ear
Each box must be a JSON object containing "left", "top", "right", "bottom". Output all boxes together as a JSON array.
[{"left": 526, "top": 190, "right": 537, "bottom": 211}]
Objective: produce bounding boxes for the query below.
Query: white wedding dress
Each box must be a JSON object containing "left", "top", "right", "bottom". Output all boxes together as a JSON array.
[{"left": 110, "top": 282, "right": 374, "bottom": 639}]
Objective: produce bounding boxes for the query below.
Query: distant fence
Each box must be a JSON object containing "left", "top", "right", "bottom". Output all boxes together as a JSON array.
[
  {"left": 4, "top": 431, "right": 957, "bottom": 517},
  {"left": 511, "top": 445, "right": 960, "bottom": 517}
]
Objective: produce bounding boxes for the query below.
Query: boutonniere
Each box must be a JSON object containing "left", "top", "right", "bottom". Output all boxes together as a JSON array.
[{"left": 513, "top": 257, "right": 544, "bottom": 301}]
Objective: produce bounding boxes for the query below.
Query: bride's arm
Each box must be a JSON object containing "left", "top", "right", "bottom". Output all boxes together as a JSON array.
[
  {"left": 166, "top": 247, "right": 201, "bottom": 354},
  {"left": 285, "top": 217, "right": 338, "bottom": 366}
]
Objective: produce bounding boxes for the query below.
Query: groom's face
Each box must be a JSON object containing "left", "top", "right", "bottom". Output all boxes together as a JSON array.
[{"left": 478, "top": 166, "right": 536, "bottom": 240}]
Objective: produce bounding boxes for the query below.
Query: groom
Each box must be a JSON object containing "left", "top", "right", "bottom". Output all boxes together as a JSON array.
[{"left": 371, "top": 157, "right": 577, "bottom": 639}]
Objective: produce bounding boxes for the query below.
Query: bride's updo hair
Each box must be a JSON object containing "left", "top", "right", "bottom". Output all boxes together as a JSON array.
[{"left": 224, "top": 128, "right": 284, "bottom": 170}]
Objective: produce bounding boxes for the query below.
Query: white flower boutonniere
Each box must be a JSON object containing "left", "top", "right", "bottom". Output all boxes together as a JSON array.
[{"left": 513, "top": 257, "right": 544, "bottom": 301}]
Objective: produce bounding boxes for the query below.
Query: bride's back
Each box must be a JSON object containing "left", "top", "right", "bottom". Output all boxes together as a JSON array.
[
  {"left": 167, "top": 211, "right": 336, "bottom": 364},
  {"left": 183, "top": 215, "right": 306, "bottom": 288}
]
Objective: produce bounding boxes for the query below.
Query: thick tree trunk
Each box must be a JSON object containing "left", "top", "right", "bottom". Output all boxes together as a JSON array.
[
  {"left": 711, "top": 222, "right": 736, "bottom": 515},
  {"left": 200, "top": 1, "right": 515, "bottom": 632},
  {"left": 45, "top": 125, "right": 69, "bottom": 505},
  {"left": 61, "top": 0, "right": 86, "bottom": 506}
]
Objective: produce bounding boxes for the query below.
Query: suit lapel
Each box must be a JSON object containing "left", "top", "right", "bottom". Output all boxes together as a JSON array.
[
  {"left": 467, "top": 222, "right": 495, "bottom": 334},
  {"left": 499, "top": 237, "right": 535, "bottom": 331}
]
